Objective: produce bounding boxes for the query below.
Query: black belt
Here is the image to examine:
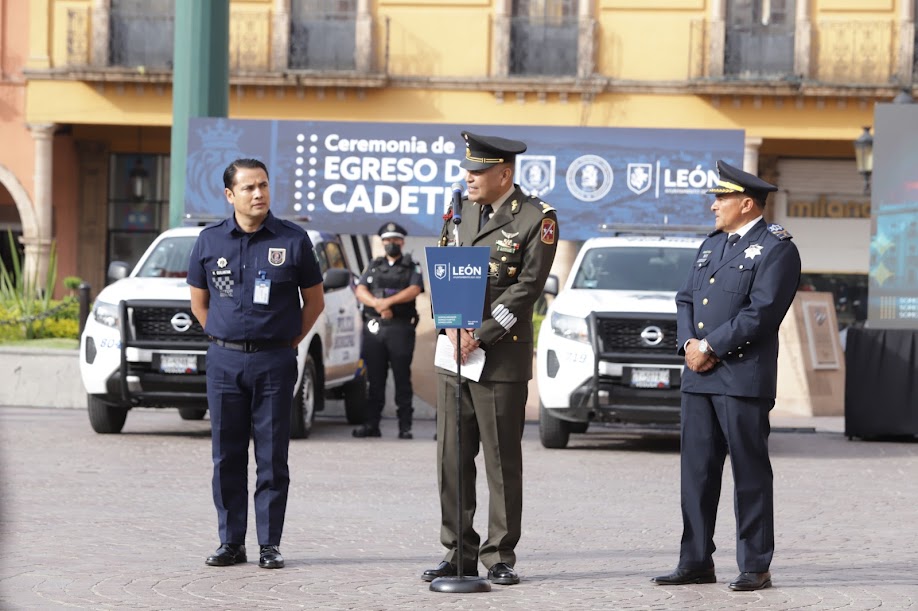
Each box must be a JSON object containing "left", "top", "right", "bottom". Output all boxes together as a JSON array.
[
  {"left": 210, "top": 338, "right": 291, "bottom": 353},
  {"left": 366, "top": 316, "right": 417, "bottom": 326}
]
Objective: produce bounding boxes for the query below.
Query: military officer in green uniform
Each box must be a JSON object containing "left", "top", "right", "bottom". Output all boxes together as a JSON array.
[{"left": 422, "top": 132, "right": 559, "bottom": 586}]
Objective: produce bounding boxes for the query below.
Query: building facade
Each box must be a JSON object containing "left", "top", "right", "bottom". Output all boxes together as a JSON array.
[{"left": 5, "top": 0, "right": 917, "bottom": 325}]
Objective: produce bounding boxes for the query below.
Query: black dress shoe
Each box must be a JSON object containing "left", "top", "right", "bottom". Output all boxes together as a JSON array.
[
  {"left": 352, "top": 425, "right": 381, "bottom": 438},
  {"left": 729, "top": 571, "right": 771, "bottom": 591},
  {"left": 205, "top": 544, "right": 246, "bottom": 566},
  {"left": 421, "top": 561, "right": 478, "bottom": 582},
  {"left": 398, "top": 430, "right": 413, "bottom": 439},
  {"left": 651, "top": 567, "right": 717, "bottom": 585},
  {"left": 258, "top": 545, "right": 285, "bottom": 569},
  {"left": 487, "top": 562, "right": 520, "bottom": 585}
]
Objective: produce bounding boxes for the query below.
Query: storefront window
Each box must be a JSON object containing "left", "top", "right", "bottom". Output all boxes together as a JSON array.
[{"left": 108, "top": 154, "right": 170, "bottom": 271}]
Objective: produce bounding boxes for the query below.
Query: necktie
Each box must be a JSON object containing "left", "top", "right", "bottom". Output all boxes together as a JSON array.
[
  {"left": 720, "top": 233, "right": 740, "bottom": 261},
  {"left": 480, "top": 205, "right": 493, "bottom": 231}
]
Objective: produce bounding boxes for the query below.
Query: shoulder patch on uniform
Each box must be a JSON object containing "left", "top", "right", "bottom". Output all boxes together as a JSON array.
[
  {"left": 540, "top": 218, "right": 557, "bottom": 244},
  {"left": 767, "top": 223, "right": 793, "bottom": 240}
]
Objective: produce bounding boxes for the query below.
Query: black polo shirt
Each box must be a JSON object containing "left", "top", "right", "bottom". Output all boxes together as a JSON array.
[{"left": 187, "top": 212, "right": 323, "bottom": 342}]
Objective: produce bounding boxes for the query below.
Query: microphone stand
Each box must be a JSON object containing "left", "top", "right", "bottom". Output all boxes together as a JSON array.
[{"left": 430, "top": 196, "right": 491, "bottom": 595}]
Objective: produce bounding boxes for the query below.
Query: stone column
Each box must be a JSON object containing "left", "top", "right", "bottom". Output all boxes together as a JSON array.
[
  {"left": 708, "top": 0, "right": 726, "bottom": 78},
  {"left": 793, "top": 0, "right": 811, "bottom": 80},
  {"left": 270, "top": 0, "right": 290, "bottom": 72},
  {"left": 355, "top": 0, "right": 372, "bottom": 72},
  {"left": 91, "top": 0, "right": 111, "bottom": 68},
  {"left": 743, "top": 136, "right": 763, "bottom": 175},
  {"left": 576, "top": 0, "right": 594, "bottom": 78},
  {"left": 24, "top": 123, "right": 56, "bottom": 292},
  {"left": 492, "top": 0, "right": 510, "bottom": 77},
  {"left": 896, "top": 0, "right": 915, "bottom": 85}
]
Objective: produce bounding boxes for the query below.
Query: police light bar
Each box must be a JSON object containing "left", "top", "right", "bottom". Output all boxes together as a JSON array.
[{"left": 597, "top": 223, "right": 711, "bottom": 237}]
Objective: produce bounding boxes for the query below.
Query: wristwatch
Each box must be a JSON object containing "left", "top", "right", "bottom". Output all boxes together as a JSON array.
[
  {"left": 470, "top": 330, "right": 482, "bottom": 344},
  {"left": 698, "top": 339, "right": 710, "bottom": 355}
]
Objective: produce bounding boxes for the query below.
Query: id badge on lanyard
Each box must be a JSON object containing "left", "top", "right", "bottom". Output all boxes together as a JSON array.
[{"left": 254, "top": 271, "right": 271, "bottom": 305}]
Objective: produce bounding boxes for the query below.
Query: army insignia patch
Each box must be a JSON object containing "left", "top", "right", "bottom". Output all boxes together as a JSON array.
[
  {"left": 217, "top": 257, "right": 228, "bottom": 269},
  {"left": 488, "top": 261, "right": 499, "bottom": 277},
  {"left": 540, "top": 218, "right": 556, "bottom": 244},
  {"left": 511, "top": 200, "right": 519, "bottom": 213},
  {"left": 268, "top": 248, "right": 286, "bottom": 266},
  {"left": 541, "top": 202, "right": 557, "bottom": 214},
  {"left": 495, "top": 237, "right": 520, "bottom": 253},
  {"left": 767, "top": 223, "right": 793, "bottom": 240},
  {"left": 507, "top": 266, "right": 518, "bottom": 278},
  {"left": 744, "top": 244, "right": 764, "bottom": 260},
  {"left": 501, "top": 230, "right": 519, "bottom": 239}
]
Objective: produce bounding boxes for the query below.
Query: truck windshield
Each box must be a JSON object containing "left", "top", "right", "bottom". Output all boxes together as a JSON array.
[
  {"left": 135, "top": 236, "right": 197, "bottom": 278},
  {"left": 572, "top": 247, "right": 697, "bottom": 292}
]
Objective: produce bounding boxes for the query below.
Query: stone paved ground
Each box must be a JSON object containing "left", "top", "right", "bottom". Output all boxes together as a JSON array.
[{"left": 0, "top": 406, "right": 916, "bottom": 610}]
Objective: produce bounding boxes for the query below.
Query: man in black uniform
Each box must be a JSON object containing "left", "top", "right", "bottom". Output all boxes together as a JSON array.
[
  {"left": 652, "top": 160, "right": 801, "bottom": 591},
  {"left": 352, "top": 222, "right": 424, "bottom": 439},
  {"left": 422, "top": 132, "right": 558, "bottom": 586},
  {"left": 188, "top": 158, "right": 325, "bottom": 570}
]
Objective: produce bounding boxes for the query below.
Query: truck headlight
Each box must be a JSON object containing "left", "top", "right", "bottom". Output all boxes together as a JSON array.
[
  {"left": 550, "top": 312, "right": 589, "bottom": 343},
  {"left": 92, "top": 301, "right": 120, "bottom": 328}
]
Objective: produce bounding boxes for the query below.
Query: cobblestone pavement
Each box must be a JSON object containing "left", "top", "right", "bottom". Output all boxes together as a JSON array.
[{"left": 1, "top": 406, "right": 916, "bottom": 610}]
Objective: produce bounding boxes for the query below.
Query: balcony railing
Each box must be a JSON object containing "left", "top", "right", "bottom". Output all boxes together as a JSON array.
[
  {"left": 724, "top": 23, "right": 796, "bottom": 80},
  {"left": 508, "top": 16, "right": 580, "bottom": 77},
  {"left": 815, "top": 20, "right": 896, "bottom": 85},
  {"left": 110, "top": 9, "right": 174, "bottom": 69},
  {"left": 290, "top": 13, "right": 354, "bottom": 71}
]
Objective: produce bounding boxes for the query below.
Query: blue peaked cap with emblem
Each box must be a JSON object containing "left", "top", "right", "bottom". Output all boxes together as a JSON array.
[
  {"left": 460, "top": 131, "right": 528, "bottom": 171},
  {"left": 706, "top": 160, "right": 778, "bottom": 204}
]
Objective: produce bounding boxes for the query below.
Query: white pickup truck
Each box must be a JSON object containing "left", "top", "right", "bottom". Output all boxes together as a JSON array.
[
  {"left": 536, "top": 231, "right": 704, "bottom": 448},
  {"left": 79, "top": 225, "right": 366, "bottom": 437}
]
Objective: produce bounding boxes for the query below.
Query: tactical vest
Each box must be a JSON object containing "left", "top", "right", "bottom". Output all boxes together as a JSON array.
[{"left": 364, "top": 254, "right": 417, "bottom": 320}]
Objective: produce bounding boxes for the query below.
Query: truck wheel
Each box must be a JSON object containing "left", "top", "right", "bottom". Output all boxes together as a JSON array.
[
  {"left": 342, "top": 372, "right": 367, "bottom": 425},
  {"left": 88, "top": 395, "right": 128, "bottom": 434},
  {"left": 178, "top": 407, "right": 207, "bottom": 420},
  {"left": 539, "top": 402, "right": 571, "bottom": 449},
  {"left": 291, "top": 354, "right": 317, "bottom": 439}
]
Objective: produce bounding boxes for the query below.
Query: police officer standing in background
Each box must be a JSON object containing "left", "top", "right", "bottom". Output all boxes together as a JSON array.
[
  {"left": 352, "top": 222, "right": 424, "bottom": 439},
  {"left": 188, "top": 158, "right": 325, "bottom": 570},
  {"left": 422, "top": 132, "right": 558, "bottom": 586},
  {"left": 653, "top": 160, "right": 801, "bottom": 591}
]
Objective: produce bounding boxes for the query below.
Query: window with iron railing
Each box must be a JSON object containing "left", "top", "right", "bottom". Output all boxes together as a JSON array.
[
  {"left": 724, "top": 0, "right": 796, "bottom": 79},
  {"left": 109, "top": 0, "right": 174, "bottom": 69},
  {"left": 289, "top": 0, "right": 357, "bottom": 70},
  {"left": 510, "top": 0, "right": 578, "bottom": 76}
]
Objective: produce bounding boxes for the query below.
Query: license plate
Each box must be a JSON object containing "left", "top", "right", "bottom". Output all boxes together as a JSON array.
[
  {"left": 630, "top": 368, "right": 670, "bottom": 389},
  {"left": 160, "top": 354, "right": 198, "bottom": 374}
]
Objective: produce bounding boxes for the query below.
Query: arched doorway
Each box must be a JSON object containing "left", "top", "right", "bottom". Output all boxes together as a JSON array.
[{"left": 0, "top": 164, "right": 36, "bottom": 282}]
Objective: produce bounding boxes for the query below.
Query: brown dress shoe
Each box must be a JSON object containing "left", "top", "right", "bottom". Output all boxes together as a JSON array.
[
  {"left": 729, "top": 571, "right": 772, "bottom": 591},
  {"left": 205, "top": 544, "right": 247, "bottom": 567},
  {"left": 651, "top": 567, "right": 717, "bottom": 585}
]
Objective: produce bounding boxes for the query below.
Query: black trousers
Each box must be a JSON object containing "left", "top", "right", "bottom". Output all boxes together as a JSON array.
[
  {"left": 679, "top": 392, "right": 774, "bottom": 573},
  {"left": 362, "top": 319, "right": 416, "bottom": 430}
]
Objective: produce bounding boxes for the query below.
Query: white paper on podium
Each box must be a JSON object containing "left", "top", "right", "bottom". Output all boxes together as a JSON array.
[{"left": 434, "top": 334, "right": 486, "bottom": 382}]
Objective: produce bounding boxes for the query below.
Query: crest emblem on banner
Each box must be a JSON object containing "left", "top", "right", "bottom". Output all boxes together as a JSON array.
[
  {"left": 626, "top": 163, "right": 653, "bottom": 195},
  {"left": 517, "top": 155, "right": 556, "bottom": 197},
  {"left": 434, "top": 264, "right": 447, "bottom": 280},
  {"left": 566, "top": 154, "right": 614, "bottom": 202}
]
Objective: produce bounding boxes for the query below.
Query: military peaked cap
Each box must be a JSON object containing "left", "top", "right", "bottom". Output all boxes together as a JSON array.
[
  {"left": 378, "top": 222, "right": 407, "bottom": 240},
  {"left": 706, "top": 160, "right": 778, "bottom": 203},
  {"left": 460, "top": 131, "right": 528, "bottom": 171}
]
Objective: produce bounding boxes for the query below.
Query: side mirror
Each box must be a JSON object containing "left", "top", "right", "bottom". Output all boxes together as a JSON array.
[
  {"left": 323, "top": 267, "right": 352, "bottom": 291},
  {"left": 107, "top": 261, "right": 130, "bottom": 284},
  {"left": 543, "top": 274, "right": 559, "bottom": 297}
]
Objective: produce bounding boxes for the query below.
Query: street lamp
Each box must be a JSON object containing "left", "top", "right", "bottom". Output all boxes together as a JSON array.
[
  {"left": 853, "top": 126, "right": 873, "bottom": 195},
  {"left": 129, "top": 158, "right": 149, "bottom": 200}
]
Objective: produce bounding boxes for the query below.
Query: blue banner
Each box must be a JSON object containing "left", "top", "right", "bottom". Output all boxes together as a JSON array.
[
  {"left": 185, "top": 118, "right": 744, "bottom": 240},
  {"left": 425, "top": 246, "right": 491, "bottom": 329}
]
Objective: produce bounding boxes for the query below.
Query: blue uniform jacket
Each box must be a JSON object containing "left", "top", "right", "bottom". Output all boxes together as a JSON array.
[{"left": 676, "top": 219, "right": 801, "bottom": 398}]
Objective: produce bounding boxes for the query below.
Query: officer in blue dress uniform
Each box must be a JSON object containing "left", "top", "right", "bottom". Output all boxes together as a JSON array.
[
  {"left": 352, "top": 222, "right": 424, "bottom": 439},
  {"left": 653, "top": 160, "right": 801, "bottom": 591},
  {"left": 422, "top": 132, "right": 558, "bottom": 586},
  {"left": 188, "top": 158, "right": 325, "bottom": 570}
]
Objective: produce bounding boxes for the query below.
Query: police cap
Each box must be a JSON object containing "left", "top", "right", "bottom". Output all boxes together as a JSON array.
[
  {"left": 706, "top": 160, "right": 778, "bottom": 203},
  {"left": 460, "top": 131, "right": 528, "bottom": 171},
  {"left": 378, "top": 222, "right": 407, "bottom": 240}
]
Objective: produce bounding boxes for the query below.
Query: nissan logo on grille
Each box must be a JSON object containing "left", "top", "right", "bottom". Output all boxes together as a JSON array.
[
  {"left": 640, "top": 325, "right": 664, "bottom": 347},
  {"left": 171, "top": 312, "right": 193, "bottom": 333}
]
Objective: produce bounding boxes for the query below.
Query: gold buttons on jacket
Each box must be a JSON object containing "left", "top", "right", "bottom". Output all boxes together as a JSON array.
[
  {"left": 501, "top": 256, "right": 507, "bottom": 261},
  {"left": 709, "top": 277, "right": 715, "bottom": 284},
  {"left": 702, "top": 298, "right": 708, "bottom": 305},
  {"left": 513, "top": 335, "right": 518, "bottom": 341},
  {"left": 697, "top": 322, "right": 704, "bottom": 329}
]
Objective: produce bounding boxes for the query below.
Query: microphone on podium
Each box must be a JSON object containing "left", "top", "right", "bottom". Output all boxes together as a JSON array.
[{"left": 450, "top": 183, "right": 463, "bottom": 225}]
